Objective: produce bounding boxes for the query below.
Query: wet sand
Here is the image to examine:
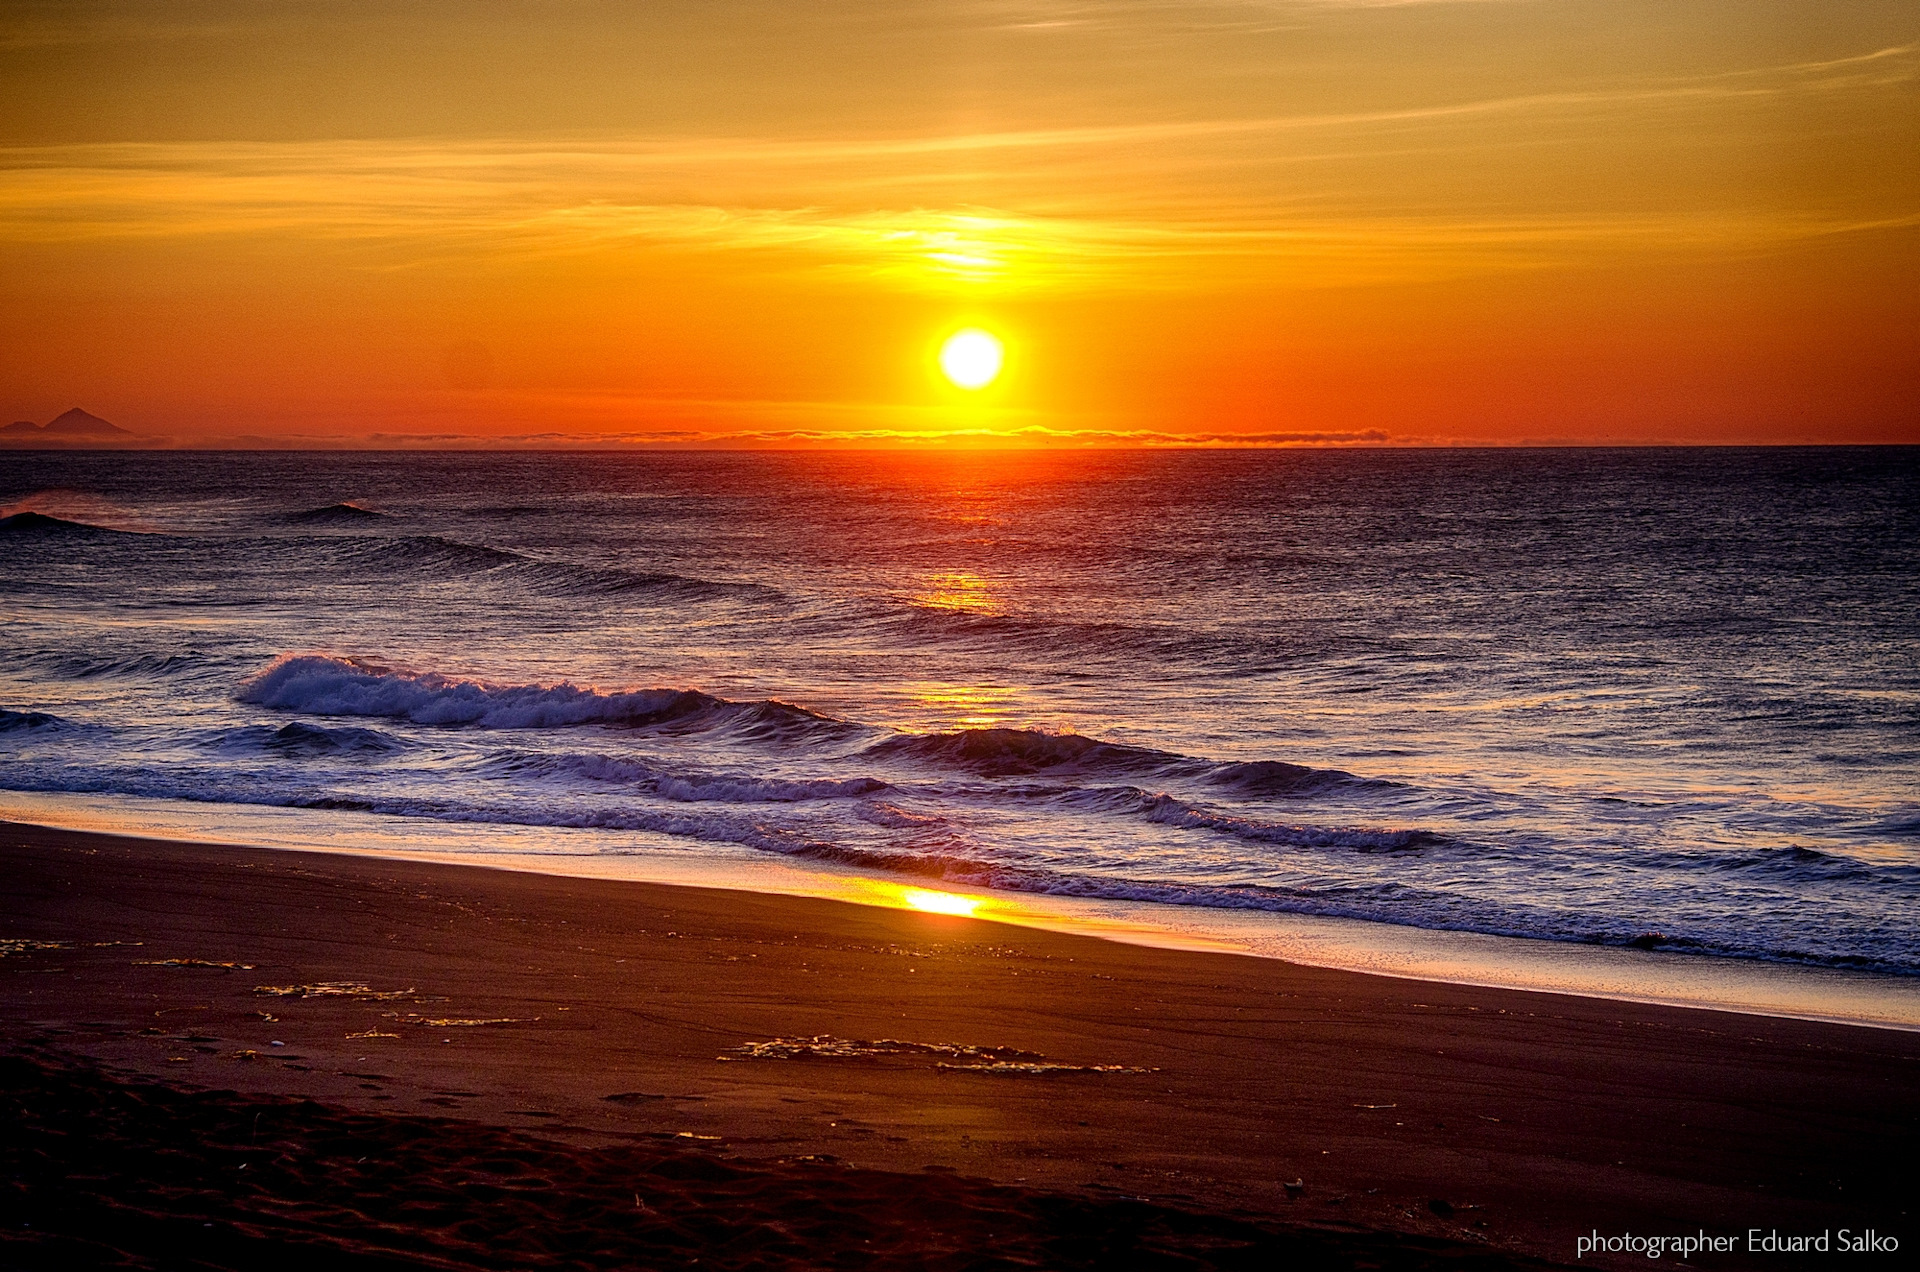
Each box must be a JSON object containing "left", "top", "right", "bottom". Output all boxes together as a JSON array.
[{"left": 4, "top": 821, "right": 1917, "bottom": 1268}]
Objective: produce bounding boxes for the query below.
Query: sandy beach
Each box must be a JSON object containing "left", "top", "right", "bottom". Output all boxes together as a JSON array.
[{"left": 4, "top": 821, "right": 1916, "bottom": 1268}]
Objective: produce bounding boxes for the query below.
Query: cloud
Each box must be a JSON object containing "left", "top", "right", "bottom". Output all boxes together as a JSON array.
[
  {"left": 142, "top": 421, "right": 1408, "bottom": 450},
  {"left": 2, "top": 153, "right": 1911, "bottom": 296},
  {"left": 1, "top": 39, "right": 1910, "bottom": 290}
]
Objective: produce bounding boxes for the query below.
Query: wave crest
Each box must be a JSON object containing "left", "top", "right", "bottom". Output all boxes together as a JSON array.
[
  {"left": 0, "top": 511, "right": 126, "bottom": 535},
  {"left": 238, "top": 655, "right": 712, "bottom": 729},
  {"left": 1136, "top": 792, "right": 1437, "bottom": 853},
  {"left": 315, "top": 533, "right": 776, "bottom": 603},
  {"left": 0, "top": 709, "right": 64, "bottom": 731},
  {"left": 211, "top": 721, "right": 409, "bottom": 757},
  {"left": 233, "top": 656, "right": 858, "bottom": 746},
  {"left": 289, "top": 502, "right": 388, "bottom": 524},
  {"left": 484, "top": 749, "right": 887, "bottom": 803},
  {"left": 861, "top": 725, "right": 1377, "bottom": 797},
  {"left": 1207, "top": 759, "right": 1391, "bottom": 797},
  {"left": 863, "top": 728, "right": 1173, "bottom": 777}
]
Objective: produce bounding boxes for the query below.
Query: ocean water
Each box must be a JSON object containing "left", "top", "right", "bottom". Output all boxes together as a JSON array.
[{"left": 3, "top": 448, "right": 1917, "bottom": 976}]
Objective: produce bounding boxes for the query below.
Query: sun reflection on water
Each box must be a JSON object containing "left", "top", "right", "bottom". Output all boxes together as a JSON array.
[
  {"left": 907, "top": 680, "right": 1018, "bottom": 727},
  {"left": 901, "top": 888, "right": 982, "bottom": 917},
  {"left": 912, "top": 571, "right": 998, "bottom": 613}
]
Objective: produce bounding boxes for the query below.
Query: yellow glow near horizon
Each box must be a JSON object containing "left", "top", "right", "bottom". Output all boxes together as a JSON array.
[
  {"left": 1, "top": 4, "right": 1914, "bottom": 445},
  {"left": 938, "top": 330, "right": 1004, "bottom": 390},
  {"left": 902, "top": 888, "right": 982, "bottom": 917}
]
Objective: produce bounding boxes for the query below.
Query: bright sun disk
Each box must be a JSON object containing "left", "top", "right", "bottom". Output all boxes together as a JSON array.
[{"left": 938, "top": 329, "right": 1003, "bottom": 390}]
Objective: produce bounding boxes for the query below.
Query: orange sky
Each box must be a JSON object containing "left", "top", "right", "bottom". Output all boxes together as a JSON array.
[{"left": 1, "top": 0, "right": 1915, "bottom": 447}]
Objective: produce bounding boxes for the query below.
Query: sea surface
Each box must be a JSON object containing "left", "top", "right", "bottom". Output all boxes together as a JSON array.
[{"left": 3, "top": 448, "right": 1917, "bottom": 976}]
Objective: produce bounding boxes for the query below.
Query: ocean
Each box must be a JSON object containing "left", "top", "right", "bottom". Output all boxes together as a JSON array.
[{"left": 3, "top": 448, "right": 1917, "bottom": 981}]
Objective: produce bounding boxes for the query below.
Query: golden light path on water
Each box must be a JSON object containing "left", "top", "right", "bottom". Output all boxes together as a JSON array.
[
  {"left": 911, "top": 571, "right": 998, "bottom": 614},
  {"left": 900, "top": 888, "right": 981, "bottom": 917},
  {"left": 901, "top": 682, "right": 1016, "bottom": 727},
  {"left": 8, "top": 790, "right": 1920, "bottom": 1033}
]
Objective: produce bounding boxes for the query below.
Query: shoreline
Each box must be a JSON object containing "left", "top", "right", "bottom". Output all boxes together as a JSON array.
[
  {"left": 6, "top": 790, "right": 1919, "bottom": 1032},
  {"left": 6, "top": 819, "right": 1918, "bottom": 1268}
]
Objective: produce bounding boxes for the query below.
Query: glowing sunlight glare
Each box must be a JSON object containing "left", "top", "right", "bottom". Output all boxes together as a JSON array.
[
  {"left": 902, "top": 888, "right": 982, "bottom": 917},
  {"left": 938, "top": 329, "right": 1004, "bottom": 390}
]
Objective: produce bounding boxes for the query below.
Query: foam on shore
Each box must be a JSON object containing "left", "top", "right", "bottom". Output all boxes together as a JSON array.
[{"left": 6, "top": 789, "right": 1917, "bottom": 1032}]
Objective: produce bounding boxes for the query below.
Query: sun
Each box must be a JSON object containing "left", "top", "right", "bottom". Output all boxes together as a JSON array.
[{"left": 938, "top": 329, "right": 1004, "bottom": 390}]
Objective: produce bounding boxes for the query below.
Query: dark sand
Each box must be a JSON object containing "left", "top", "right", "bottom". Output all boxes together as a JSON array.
[{"left": 4, "top": 822, "right": 1916, "bottom": 1268}]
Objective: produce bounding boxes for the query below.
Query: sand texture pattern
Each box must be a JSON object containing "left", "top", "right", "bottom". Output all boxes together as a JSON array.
[
  {"left": 4, "top": 822, "right": 1917, "bottom": 1269},
  {"left": 2, "top": 1054, "right": 1566, "bottom": 1270}
]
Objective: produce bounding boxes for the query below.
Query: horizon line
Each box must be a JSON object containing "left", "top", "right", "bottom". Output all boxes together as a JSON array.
[{"left": 6, "top": 442, "right": 1917, "bottom": 454}]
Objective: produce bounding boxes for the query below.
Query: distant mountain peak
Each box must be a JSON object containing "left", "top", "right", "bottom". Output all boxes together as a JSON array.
[
  {"left": 45, "top": 408, "right": 132, "bottom": 437},
  {"left": 0, "top": 407, "right": 138, "bottom": 444}
]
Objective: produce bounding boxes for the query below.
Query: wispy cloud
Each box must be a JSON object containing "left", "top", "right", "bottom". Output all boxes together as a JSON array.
[
  {"left": 1, "top": 37, "right": 1910, "bottom": 291},
  {"left": 156, "top": 423, "right": 1409, "bottom": 450}
]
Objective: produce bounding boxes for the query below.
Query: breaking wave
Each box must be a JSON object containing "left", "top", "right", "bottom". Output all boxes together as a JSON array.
[
  {"left": 235, "top": 655, "right": 850, "bottom": 741},
  {"left": 239, "top": 655, "right": 726, "bottom": 730},
  {"left": 6, "top": 640, "right": 1909, "bottom": 976}
]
